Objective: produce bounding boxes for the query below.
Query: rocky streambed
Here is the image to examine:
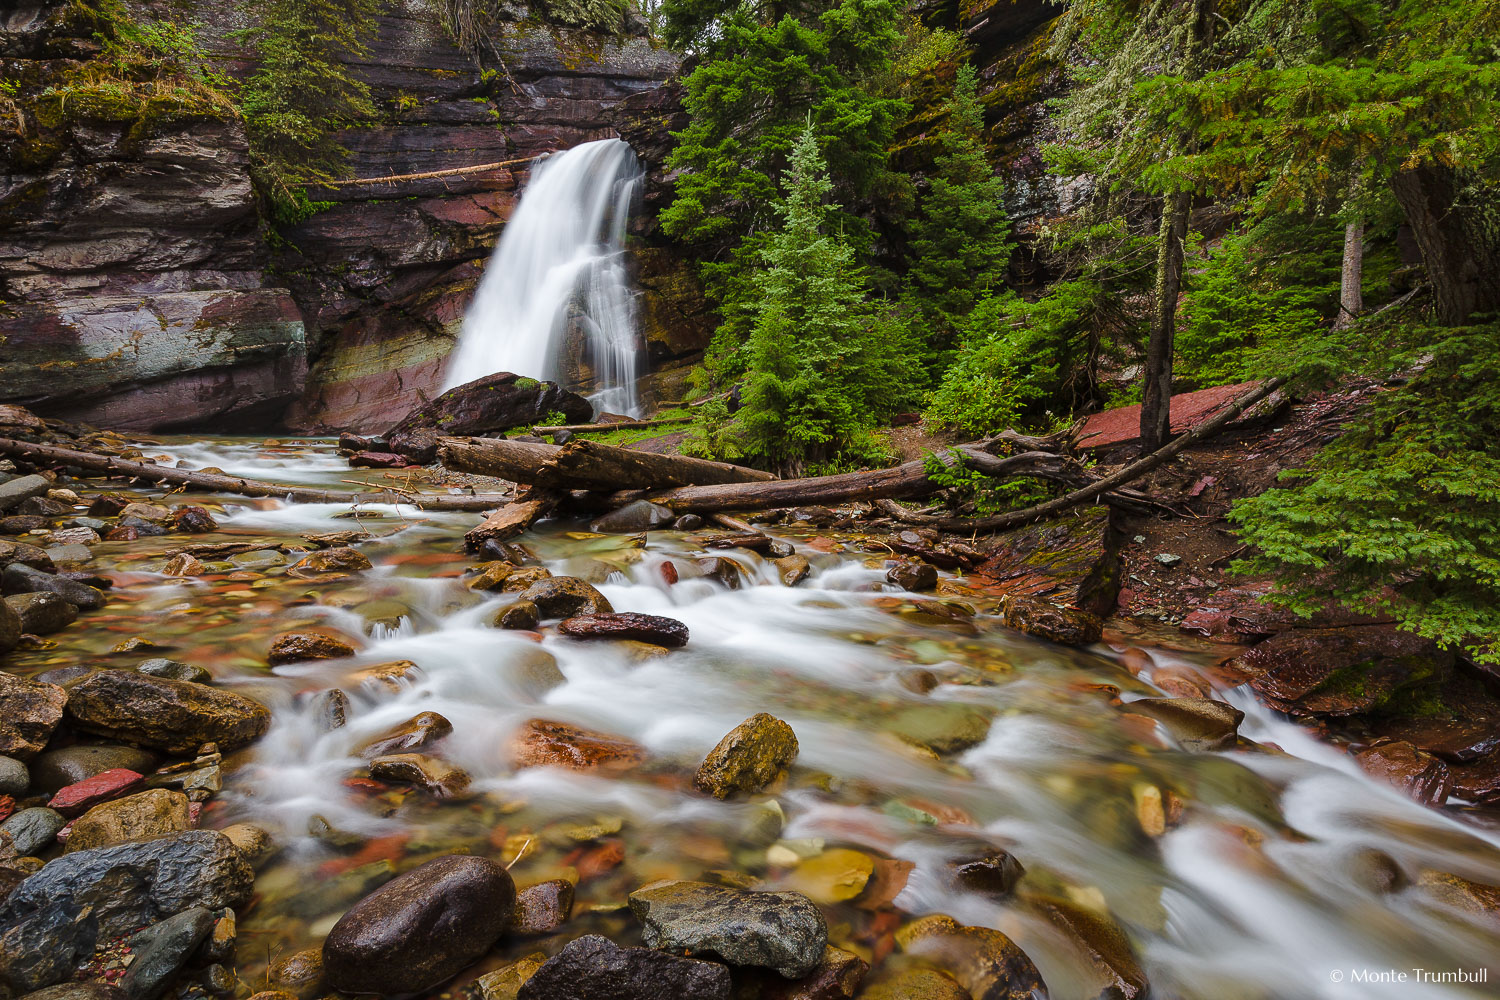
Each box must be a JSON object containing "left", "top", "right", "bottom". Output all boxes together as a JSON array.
[{"left": 1, "top": 435, "right": 1499, "bottom": 1000}]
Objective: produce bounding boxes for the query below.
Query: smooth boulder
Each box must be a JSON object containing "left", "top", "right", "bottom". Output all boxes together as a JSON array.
[
  {"left": 557, "top": 612, "right": 689, "bottom": 648},
  {"left": 1, "top": 564, "right": 104, "bottom": 611},
  {"left": 1001, "top": 597, "right": 1103, "bottom": 646},
  {"left": 4, "top": 593, "right": 77, "bottom": 635},
  {"left": 64, "top": 789, "right": 192, "bottom": 853},
  {"left": 387, "top": 372, "right": 592, "bottom": 443},
  {"left": 694, "top": 714, "right": 799, "bottom": 799},
  {"left": 628, "top": 880, "right": 828, "bottom": 979},
  {"left": 590, "top": 501, "right": 675, "bottom": 534},
  {"left": 516, "top": 934, "right": 730, "bottom": 1000},
  {"left": 518, "top": 578, "right": 613, "bottom": 619},
  {"left": 322, "top": 854, "right": 516, "bottom": 996},
  {"left": 65, "top": 670, "right": 270, "bottom": 753},
  {"left": 29, "top": 745, "right": 158, "bottom": 794},
  {"left": 1126, "top": 697, "right": 1244, "bottom": 752}
]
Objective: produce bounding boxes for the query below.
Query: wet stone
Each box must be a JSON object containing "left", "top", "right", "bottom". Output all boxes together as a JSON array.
[
  {"left": 1, "top": 807, "right": 65, "bottom": 855},
  {"left": 495, "top": 600, "right": 540, "bottom": 630},
  {"left": 695, "top": 557, "right": 743, "bottom": 589},
  {"left": 368, "top": 753, "right": 471, "bottom": 798},
  {"left": 0, "top": 516, "right": 48, "bottom": 535},
  {"left": 512, "top": 719, "right": 647, "bottom": 773},
  {"left": 857, "top": 968, "right": 970, "bottom": 1000},
  {"left": 896, "top": 914, "right": 1049, "bottom": 1000},
  {"left": 887, "top": 703, "right": 994, "bottom": 756},
  {"left": 0, "top": 671, "right": 66, "bottom": 760},
  {"left": 219, "top": 823, "right": 275, "bottom": 868},
  {"left": 2, "top": 564, "right": 104, "bottom": 610},
  {"left": 267, "top": 631, "right": 356, "bottom": 665},
  {"left": 65, "top": 788, "right": 191, "bottom": 853},
  {"left": 518, "top": 577, "right": 613, "bottom": 618},
  {"left": 511, "top": 878, "right": 574, "bottom": 934},
  {"left": 30, "top": 746, "right": 158, "bottom": 794},
  {"left": 558, "top": 612, "right": 689, "bottom": 648},
  {"left": 1126, "top": 697, "right": 1244, "bottom": 752},
  {"left": 269, "top": 948, "right": 324, "bottom": 999},
  {"left": 886, "top": 561, "right": 938, "bottom": 592},
  {"left": 1356, "top": 740, "right": 1453, "bottom": 806},
  {"left": 4, "top": 592, "right": 77, "bottom": 634},
  {"left": 0, "top": 475, "right": 50, "bottom": 514},
  {"left": 1034, "top": 898, "right": 1149, "bottom": 1000},
  {"left": 65, "top": 671, "right": 270, "bottom": 754},
  {"left": 49, "top": 768, "right": 145, "bottom": 815},
  {"left": 0, "top": 756, "right": 27, "bottom": 797},
  {"left": 0, "top": 540, "right": 53, "bottom": 572},
  {"left": 13, "top": 984, "right": 128, "bottom": 1000},
  {"left": 0, "top": 598, "right": 16, "bottom": 654},
  {"left": 357, "top": 712, "right": 452, "bottom": 759},
  {"left": 160, "top": 553, "right": 205, "bottom": 577},
  {"left": 119, "top": 907, "right": 214, "bottom": 1000},
  {"left": 42, "top": 528, "right": 98, "bottom": 547},
  {"left": 477, "top": 954, "right": 547, "bottom": 1000},
  {"left": 312, "top": 689, "right": 348, "bottom": 732},
  {"left": 628, "top": 879, "right": 828, "bottom": 979},
  {"left": 290, "top": 547, "right": 372, "bottom": 576},
  {"left": 1001, "top": 597, "right": 1103, "bottom": 646},
  {"left": 515, "top": 934, "right": 731, "bottom": 1000},
  {"left": 322, "top": 854, "right": 516, "bottom": 996},
  {"left": 694, "top": 713, "right": 799, "bottom": 800},
  {"left": 137, "top": 658, "right": 211, "bottom": 684},
  {"left": 591, "top": 500, "right": 675, "bottom": 533},
  {"left": 759, "top": 945, "right": 868, "bottom": 1000},
  {"left": 949, "top": 848, "right": 1025, "bottom": 899},
  {"left": 775, "top": 554, "right": 811, "bottom": 587}
]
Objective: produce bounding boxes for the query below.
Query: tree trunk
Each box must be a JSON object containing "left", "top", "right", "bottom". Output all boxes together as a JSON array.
[
  {"left": 438, "top": 436, "right": 776, "bottom": 490},
  {"left": 1333, "top": 217, "right": 1364, "bottom": 330},
  {"left": 1141, "top": 191, "right": 1190, "bottom": 451},
  {"left": 1389, "top": 162, "right": 1500, "bottom": 325}
]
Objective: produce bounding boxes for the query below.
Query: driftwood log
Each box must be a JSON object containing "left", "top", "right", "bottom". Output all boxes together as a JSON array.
[
  {"left": 531, "top": 416, "right": 693, "bottom": 434},
  {"left": 0, "top": 438, "right": 513, "bottom": 512},
  {"left": 438, "top": 436, "right": 776, "bottom": 490}
]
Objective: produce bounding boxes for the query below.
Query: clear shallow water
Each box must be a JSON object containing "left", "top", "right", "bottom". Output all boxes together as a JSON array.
[{"left": 19, "top": 438, "right": 1500, "bottom": 999}]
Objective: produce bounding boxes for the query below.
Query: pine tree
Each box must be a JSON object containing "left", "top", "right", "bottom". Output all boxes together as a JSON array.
[
  {"left": 905, "top": 63, "right": 1014, "bottom": 355},
  {"left": 726, "top": 126, "right": 920, "bottom": 473}
]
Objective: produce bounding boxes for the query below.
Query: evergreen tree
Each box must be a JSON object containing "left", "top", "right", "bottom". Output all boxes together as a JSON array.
[
  {"left": 713, "top": 126, "right": 920, "bottom": 473},
  {"left": 905, "top": 63, "right": 1014, "bottom": 356}
]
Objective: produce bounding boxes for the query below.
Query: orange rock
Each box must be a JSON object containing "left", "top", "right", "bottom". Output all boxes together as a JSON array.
[{"left": 511, "top": 719, "right": 646, "bottom": 773}]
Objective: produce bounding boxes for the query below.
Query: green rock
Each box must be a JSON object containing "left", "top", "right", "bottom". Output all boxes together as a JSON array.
[{"left": 693, "top": 713, "right": 799, "bottom": 799}]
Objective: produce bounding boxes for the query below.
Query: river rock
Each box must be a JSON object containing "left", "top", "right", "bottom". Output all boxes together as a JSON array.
[
  {"left": 775, "top": 554, "right": 811, "bottom": 587},
  {"left": 512, "top": 719, "right": 646, "bottom": 772},
  {"left": 347, "top": 660, "right": 421, "bottom": 691},
  {"left": 477, "top": 954, "right": 547, "bottom": 1000},
  {"left": 313, "top": 689, "right": 349, "bottom": 731},
  {"left": 1, "top": 564, "right": 104, "bottom": 611},
  {"left": 948, "top": 847, "right": 1025, "bottom": 899},
  {"left": 290, "top": 547, "right": 372, "bottom": 576},
  {"left": 48, "top": 769, "right": 145, "bottom": 815},
  {"left": 1001, "top": 597, "right": 1103, "bottom": 646},
  {"left": 558, "top": 612, "right": 689, "bottom": 647},
  {"left": 220, "top": 824, "right": 276, "bottom": 868},
  {"left": 886, "top": 561, "right": 937, "bottom": 591},
  {"left": 515, "top": 934, "right": 731, "bottom": 1000},
  {"left": 170, "top": 506, "right": 218, "bottom": 533},
  {"left": 628, "top": 880, "right": 828, "bottom": 978},
  {"left": 896, "top": 914, "right": 1048, "bottom": 1000},
  {"left": 0, "top": 673, "right": 66, "bottom": 760},
  {"left": 858, "top": 968, "right": 970, "bottom": 1000},
  {"left": 1356, "top": 740, "right": 1453, "bottom": 805},
  {"left": 44, "top": 543, "right": 93, "bottom": 567},
  {"left": 0, "top": 476, "right": 50, "bottom": 514},
  {"left": 0, "top": 757, "right": 27, "bottom": 797},
  {"left": 1033, "top": 898, "right": 1149, "bottom": 1000},
  {"left": 160, "top": 553, "right": 205, "bottom": 577},
  {"left": 694, "top": 714, "right": 799, "bottom": 799},
  {"left": 14, "top": 984, "right": 128, "bottom": 1000},
  {"left": 1, "top": 807, "right": 64, "bottom": 856},
  {"left": 0, "top": 597, "right": 18, "bottom": 653},
  {"left": 269, "top": 948, "right": 324, "bottom": 999},
  {"left": 29, "top": 746, "right": 158, "bottom": 794},
  {"left": 518, "top": 577, "right": 613, "bottom": 618},
  {"left": 0, "top": 541, "right": 53, "bottom": 573},
  {"left": 65, "top": 670, "right": 270, "bottom": 753},
  {"left": 388, "top": 372, "right": 592, "bottom": 443},
  {"left": 513, "top": 648, "right": 567, "bottom": 696},
  {"left": 511, "top": 879, "right": 574, "bottom": 934},
  {"left": 1125, "top": 697, "right": 1244, "bottom": 751},
  {"left": 118, "top": 907, "right": 214, "bottom": 1000},
  {"left": 695, "top": 557, "right": 743, "bottom": 589},
  {"left": 0, "top": 901, "right": 98, "bottom": 996},
  {"left": 120, "top": 504, "right": 171, "bottom": 525},
  {"left": 887, "top": 703, "right": 994, "bottom": 755},
  {"left": 137, "top": 658, "right": 211, "bottom": 684},
  {"left": 42, "top": 528, "right": 98, "bottom": 548},
  {"left": 0, "top": 516, "right": 47, "bottom": 535},
  {"left": 4, "top": 593, "right": 77, "bottom": 635},
  {"left": 1235, "top": 624, "right": 1451, "bottom": 717},
  {"left": 495, "top": 600, "right": 541, "bottom": 630},
  {"left": 65, "top": 789, "right": 191, "bottom": 853},
  {"left": 268, "top": 631, "right": 358, "bottom": 665},
  {"left": 322, "top": 854, "right": 517, "bottom": 996},
  {"left": 591, "top": 501, "right": 676, "bottom": 533},
  {"left": 759, "top": 945, "right": 868, "bottom": 1000},
  {"left": 357, "top": 712, "right": 452, "bottom": 759},
  {"left": 368, "top": 753, "right": 471, "bottom": 798}
]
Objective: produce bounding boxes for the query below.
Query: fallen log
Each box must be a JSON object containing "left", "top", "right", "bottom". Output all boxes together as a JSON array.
[
  {"left": 0, "top": 437, "right": 513, "bottom": 512},
  {"left": 464, "top": 489, "right": 561, "bottom": 549},
  {"left": 437, "top": 436, "right": 776, "bottom": 490},
  {"left": 532, "top": 416, "right": 693, "bottom": 434}
]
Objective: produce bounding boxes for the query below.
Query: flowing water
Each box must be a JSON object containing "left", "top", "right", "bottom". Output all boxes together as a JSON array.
[
  {"left": 444, "top": 139, "right": 645, "bottom": 416},
  {"left": 19, "top": 438, "right": 1500, "bottom": 1000}
]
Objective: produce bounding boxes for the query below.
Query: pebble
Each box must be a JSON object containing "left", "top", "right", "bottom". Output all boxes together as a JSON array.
[
  {"left": 1, "top": 806, "right": 65, "bottom": 855},
  {"left": 0, "top": 755, "right": 28, "bottom": 796}
]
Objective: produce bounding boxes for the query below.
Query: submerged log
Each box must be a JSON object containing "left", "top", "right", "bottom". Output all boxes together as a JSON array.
[
  {"left": 0, "top": 437, "right": 512, "bottom": 512},
  {"left": 437, "top": 436, "right": 775, "bottom": 490}
]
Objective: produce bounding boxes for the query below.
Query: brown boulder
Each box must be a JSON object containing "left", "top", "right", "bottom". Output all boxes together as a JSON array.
[
  {"left": 558, "top": 612, "right": 689, "bottom": 647},
  {"left": 518, "top": 577, "right": 613, "bottom": 618},
  {"left": 1356, "top": 740, "right": 1453, "bottom": 806},
  {"left": 886, "top": 561, "right": 937, "bottom": 591},
  {"left": 64, "top": 788, "right": 192, "bottom": 853},
  {"left": 1001, "top": 597, "right": 1103, "bottom": 646},
  {"left": 1125, "top": 697, "right": 1244, "bottom": 751},
  {"left": 290, "top": 547, "right": 372, "bottom": 577},
  {"left": 357, "top": 712, "right": 453, "bottom": 759},
  {"left": 368, "top": 753, "right": 471, "bottom": 798},
  {"left": 511, "top": 878, "right": 575, "bottom": 935},
  {"left": 65, "top": 670, "right": 270, "bottom": 753},
  {"left": 512, "top": 719, "right": 646, "bottom": 772},
  {"left": 896, "top": 914, "right": 1048, "bottom": 1000},
  {"left": 1033, "top": 898, "right": 1150, "bottom": 1000},
  {"left": 1235, "top": 625, "right": 1451, "bottom": 716},
  {"left": 268, "top": 631, "right": 357, "bottom": 665},
  {"left": 0, "top": 672, "right": 67, "bottom": 760},
  {"left": 694, "top": 714, "right": 798, "bottom": 799}
]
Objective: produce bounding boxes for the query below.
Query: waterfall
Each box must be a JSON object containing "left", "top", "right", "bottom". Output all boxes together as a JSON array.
[{"left": 443, "top": 138, "right": 645, "bottom": 416}]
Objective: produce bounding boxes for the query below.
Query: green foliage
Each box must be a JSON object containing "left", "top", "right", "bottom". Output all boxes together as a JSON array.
[
  {"left": 904, "top": 64, "right": 1015, "bottom": 357},
  {"left": 922, "top": 450, "right": 1058, "bottom": 515},
  {"left": 1231, "top": 322, "right": 1500, "bottom": 663},
  {"left": 693, "top": 127, "right": 921, "bottom": 473},
  {"left": 235, "top": 0, "right": 379, "bottom": 224}
]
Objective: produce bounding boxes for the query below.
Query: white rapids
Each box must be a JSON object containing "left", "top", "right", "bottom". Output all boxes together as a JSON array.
[{"left": 443, "top": 138, "right": 645, "bottom": 416}]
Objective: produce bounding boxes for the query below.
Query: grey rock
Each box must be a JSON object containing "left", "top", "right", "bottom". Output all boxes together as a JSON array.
[
  {"left": 590, "top": 501, "right": 675, "bottom": 534},
  {"left": 0, "top": 757, "right": 27, "bottom": 797},
  {"left": 1, "top": 564, "right": 104, "bottom": 611},
  {"left": 1, "top": 808, "right": 64, "bottom": 856},
  {"left": 29, "top": 745, "right": 159, "bottom": 794},
  {"left": 0, "top": 830, "right": 253, "bottom": 940},
  {"left": 119, "top": 907, "right": 214, "bottom": 1000},
  {"left": 0, "top": 599, "right": 17, "bottom": 654},
  {"left": 136, "top": 659, "right": 211, "bottom": 684},
  {"left": 0, "top": 898, "right": 97, "bottom": 996},
  {"left": 517, "top": 577, "right": 613, "bottom": 619},
  {"left": 4, "top": 593, "right": 78, "bottom": 635},
  {"left": 0, "top": 476, "right": 50, "bottom": 514},
  {"left": 516, "top": 934, "right": 730, "bottom": 1000},
  {"left": 44, "top": 544, "right": 93, "bottom": 567},
  {"left": 628, "top": 880, "right": 828, "bottom": 978},
  {"left": 0, "top": 673, "right": 67, "bottom": 761},
  {"left": 15, "top": 982, "right": 128, "bottom": 1000},
  {"left": 1154, "top": 552, "right": 1182, "bottom": 566},
  {"left": 322, "top": 854, "right": 516, "bottom": 996}
]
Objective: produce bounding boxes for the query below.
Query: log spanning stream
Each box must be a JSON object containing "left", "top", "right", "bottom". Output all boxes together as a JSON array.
[{"left": 12, "top": 437, "right": 1500, "bottom": 1000}]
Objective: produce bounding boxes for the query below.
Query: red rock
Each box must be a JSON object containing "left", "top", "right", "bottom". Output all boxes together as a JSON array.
[
  {"left": 1235, "top": 625, "right": 1451, "bottom": 716},
  {"left": 660, "top": 560, "right": 679, "bottom": 586},
  {"left": 349, "top": 451, "right": 409, "bottom": 469},
  {"left": 512, "top": 719, "right": 646, "bottom": 772},
  {"left": 557, "top": 612, "right": 689, "bottom": 648},
  {"left": 1356, "top": 741, "right": 1453, "bottom": 806},
  {"left": 0, "top": 794, "right": 13, "bottom": 823},
  {"left": 49, "top": 768, "right": 145, "bottom": 816},
  {"left": 106, "top": 526, "right": 141, "bottom": 541},
  {"left": 1077, "top": 381, "right": 1270, "bottom": 451}
]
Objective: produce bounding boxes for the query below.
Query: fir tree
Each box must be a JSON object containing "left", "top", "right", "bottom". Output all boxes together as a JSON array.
[
  {"left": 720, "top": 126, "right": 920, "bottom": 473},
  {"left": 905, "top": 63, "right": 1014, "bottom": 353}
]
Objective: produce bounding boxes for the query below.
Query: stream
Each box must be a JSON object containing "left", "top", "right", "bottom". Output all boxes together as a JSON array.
[{"left": 13, "top": 437, "right": 1500, "bottom": 1000}]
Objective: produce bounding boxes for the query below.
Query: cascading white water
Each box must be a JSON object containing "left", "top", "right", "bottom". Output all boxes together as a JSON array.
[{"left": 443, "top": 138, "right": 645, "bottom": 416}]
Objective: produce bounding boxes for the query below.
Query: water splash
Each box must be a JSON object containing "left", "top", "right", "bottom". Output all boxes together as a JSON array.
[{"left": 443, "top": 138, "right": 644, "bottom": 416}]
